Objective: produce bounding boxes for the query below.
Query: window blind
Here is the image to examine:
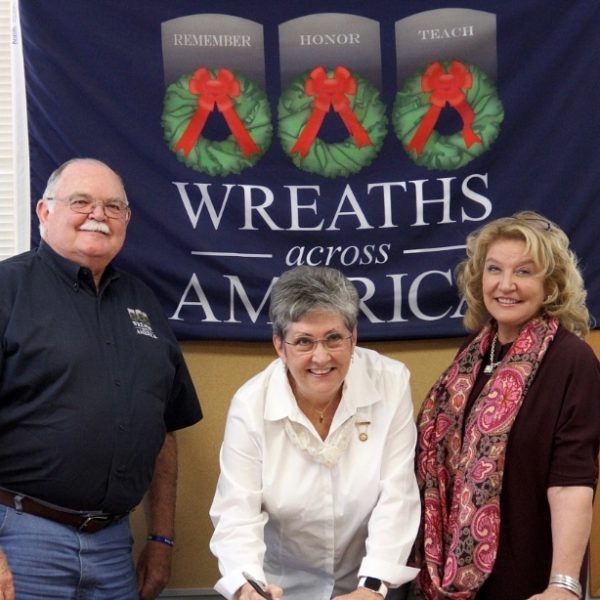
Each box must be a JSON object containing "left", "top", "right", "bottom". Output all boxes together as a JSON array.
[
  {"left": 0, "top": 0, "right": 15, "bottom": 260},
  {"left": 0, "top": 0, "right": 29, "bottom": 260}
]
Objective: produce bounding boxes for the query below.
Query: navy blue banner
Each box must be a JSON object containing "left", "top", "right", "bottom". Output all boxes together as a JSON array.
[{"left": 19, "top": 0, "right": 600, "bottom": 340}]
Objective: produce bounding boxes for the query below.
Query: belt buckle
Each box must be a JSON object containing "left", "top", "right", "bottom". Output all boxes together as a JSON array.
[{"left": 78, "top": 514, "right": 112, "bottom": 532}]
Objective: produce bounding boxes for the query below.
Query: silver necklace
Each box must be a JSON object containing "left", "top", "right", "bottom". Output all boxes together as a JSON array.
[{"left": 483, "top": 333, "right": 502, "bottom": 374}]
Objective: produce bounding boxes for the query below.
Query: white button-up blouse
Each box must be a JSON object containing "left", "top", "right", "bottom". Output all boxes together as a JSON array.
[{"left": 210, "top": 346, "right": 420, "bottom": 600}]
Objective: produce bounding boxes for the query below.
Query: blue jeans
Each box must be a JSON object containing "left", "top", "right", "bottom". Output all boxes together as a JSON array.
[{"left": 0, "top": 504, "right": 138, "bottom": 599}]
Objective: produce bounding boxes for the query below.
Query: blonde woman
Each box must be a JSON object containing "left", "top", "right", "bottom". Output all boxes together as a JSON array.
[{"left": 411, "top": 211, "right": 600, "bottom": 599}]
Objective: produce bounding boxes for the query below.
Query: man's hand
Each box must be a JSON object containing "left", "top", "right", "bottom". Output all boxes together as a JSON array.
[
  {"left": 138, "top": 433, "right": 178, "bottom": 599},
  {"left": 136, "top": 540, "right": 173, "bottom": 600},
  {"left": 0, "top": 548, "right": 15, "bottom": 600}
]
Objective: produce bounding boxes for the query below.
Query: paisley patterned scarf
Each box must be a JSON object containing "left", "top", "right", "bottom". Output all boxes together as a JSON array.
[{"left": 412, "top": 316, "right": 558, "bottom": 599}]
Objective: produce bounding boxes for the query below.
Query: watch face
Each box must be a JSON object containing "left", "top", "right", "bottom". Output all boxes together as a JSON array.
[{"left": 364, "top": 577, "right": 382, "bottom": 591}]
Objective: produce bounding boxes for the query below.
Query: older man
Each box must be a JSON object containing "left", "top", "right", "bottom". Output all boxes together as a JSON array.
[{"left": 0, "top": 158, "right": 202, "bottom": 599}]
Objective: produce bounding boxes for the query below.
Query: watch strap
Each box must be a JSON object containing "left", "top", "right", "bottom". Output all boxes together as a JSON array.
[{"left": 358, "top": 576, "right": 388, "bottom": 597}]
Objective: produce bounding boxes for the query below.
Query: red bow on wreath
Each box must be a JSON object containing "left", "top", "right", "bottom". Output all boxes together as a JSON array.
[
  {"left": 174, "top": 68, "right": 261, "bottom": 159},
  {"left": 407, "top": 60, "right": 482, "bottom": 156},
  {"left": 291, "top": 66, "right": 373, "bottom": 159}
]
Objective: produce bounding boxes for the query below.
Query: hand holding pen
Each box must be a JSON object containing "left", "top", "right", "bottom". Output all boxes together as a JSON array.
[{"left": 240, "top": 572, "right": 282, "bottom": 600}]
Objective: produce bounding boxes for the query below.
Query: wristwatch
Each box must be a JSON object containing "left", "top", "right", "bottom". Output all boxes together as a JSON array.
[{"left": 358, "top": 576, "right": 388, "bottom": 597}]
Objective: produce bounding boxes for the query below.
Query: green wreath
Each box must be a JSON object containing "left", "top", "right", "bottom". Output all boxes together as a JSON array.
[
  {"left": 162, "top": 67, "right": 272, "bottom": 176},
  {"left": 278, "top": 66, "right": 387, "bottom": 178},
  {"left": 393, "top": 60, "right": 504, "bottom": 171}
]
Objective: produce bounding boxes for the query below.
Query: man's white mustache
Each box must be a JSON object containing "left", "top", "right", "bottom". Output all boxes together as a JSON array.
[{"left": 79, "top": 222, "right": 110, "bottom": 234}]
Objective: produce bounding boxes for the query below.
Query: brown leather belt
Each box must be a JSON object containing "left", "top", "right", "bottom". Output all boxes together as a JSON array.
[{"left": 0, "top": 489, "right": 129, "bottom": 533}]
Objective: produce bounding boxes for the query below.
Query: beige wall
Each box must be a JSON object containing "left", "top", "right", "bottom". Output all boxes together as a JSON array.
[{"left": 131, "top": 331, "right": 600, "bottom": 592}]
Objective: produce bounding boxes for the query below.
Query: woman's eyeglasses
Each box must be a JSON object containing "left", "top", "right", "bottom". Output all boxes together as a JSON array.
[
  {"left": 507, "top": 216, "right": 551, "bottom": 231},
  {"left": 283, "top": 333, "right": 353, "bottom": 353}
]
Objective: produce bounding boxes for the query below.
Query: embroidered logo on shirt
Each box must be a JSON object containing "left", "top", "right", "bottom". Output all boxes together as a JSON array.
[{"left": 127, "top": 308, "right": 158, "bottom": 339}]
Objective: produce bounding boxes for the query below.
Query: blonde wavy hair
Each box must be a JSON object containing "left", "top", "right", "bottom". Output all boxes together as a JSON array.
[{"left": 455, "top": 211, "right": 591, "bottom": 337}]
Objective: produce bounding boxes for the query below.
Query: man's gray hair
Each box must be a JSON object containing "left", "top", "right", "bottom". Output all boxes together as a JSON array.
[
  {"left": 42, "top": 158, "right": 128, "bottom": 204},
  {"left": 269, "top": 265, "right": 359, "bottom": 338}
]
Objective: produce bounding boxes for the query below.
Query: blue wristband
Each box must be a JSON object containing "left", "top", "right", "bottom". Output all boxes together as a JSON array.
[{"left": 147, "top": 534, "right": 175, "bottom": 547}]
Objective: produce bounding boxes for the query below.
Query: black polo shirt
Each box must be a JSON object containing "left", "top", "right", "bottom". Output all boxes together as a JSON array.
[{"left": 0, "top": 243, "right": 202, "bottom": 513}]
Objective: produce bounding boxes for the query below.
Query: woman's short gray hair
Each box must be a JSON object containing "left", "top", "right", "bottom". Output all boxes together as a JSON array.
[{"left": 269, "top": 266, "right": 360, "bottom": 338}]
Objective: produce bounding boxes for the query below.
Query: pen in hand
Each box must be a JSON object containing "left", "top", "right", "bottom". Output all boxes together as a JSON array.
[{"left": 242, "top": 571, "right": 272, "bottom": 599}]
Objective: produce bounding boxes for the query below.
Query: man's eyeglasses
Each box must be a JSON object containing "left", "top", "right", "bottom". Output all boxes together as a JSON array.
[
  {"left": 45, "top": 195, "right": 131, "bottom": 220},
  {"left": 283, "top": 333, "right": 353, "bottom": 353}
]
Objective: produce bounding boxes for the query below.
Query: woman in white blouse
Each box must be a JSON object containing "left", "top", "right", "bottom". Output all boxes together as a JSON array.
[{"left": 210, "top": 265, "right": 420, "bottom": 600}]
